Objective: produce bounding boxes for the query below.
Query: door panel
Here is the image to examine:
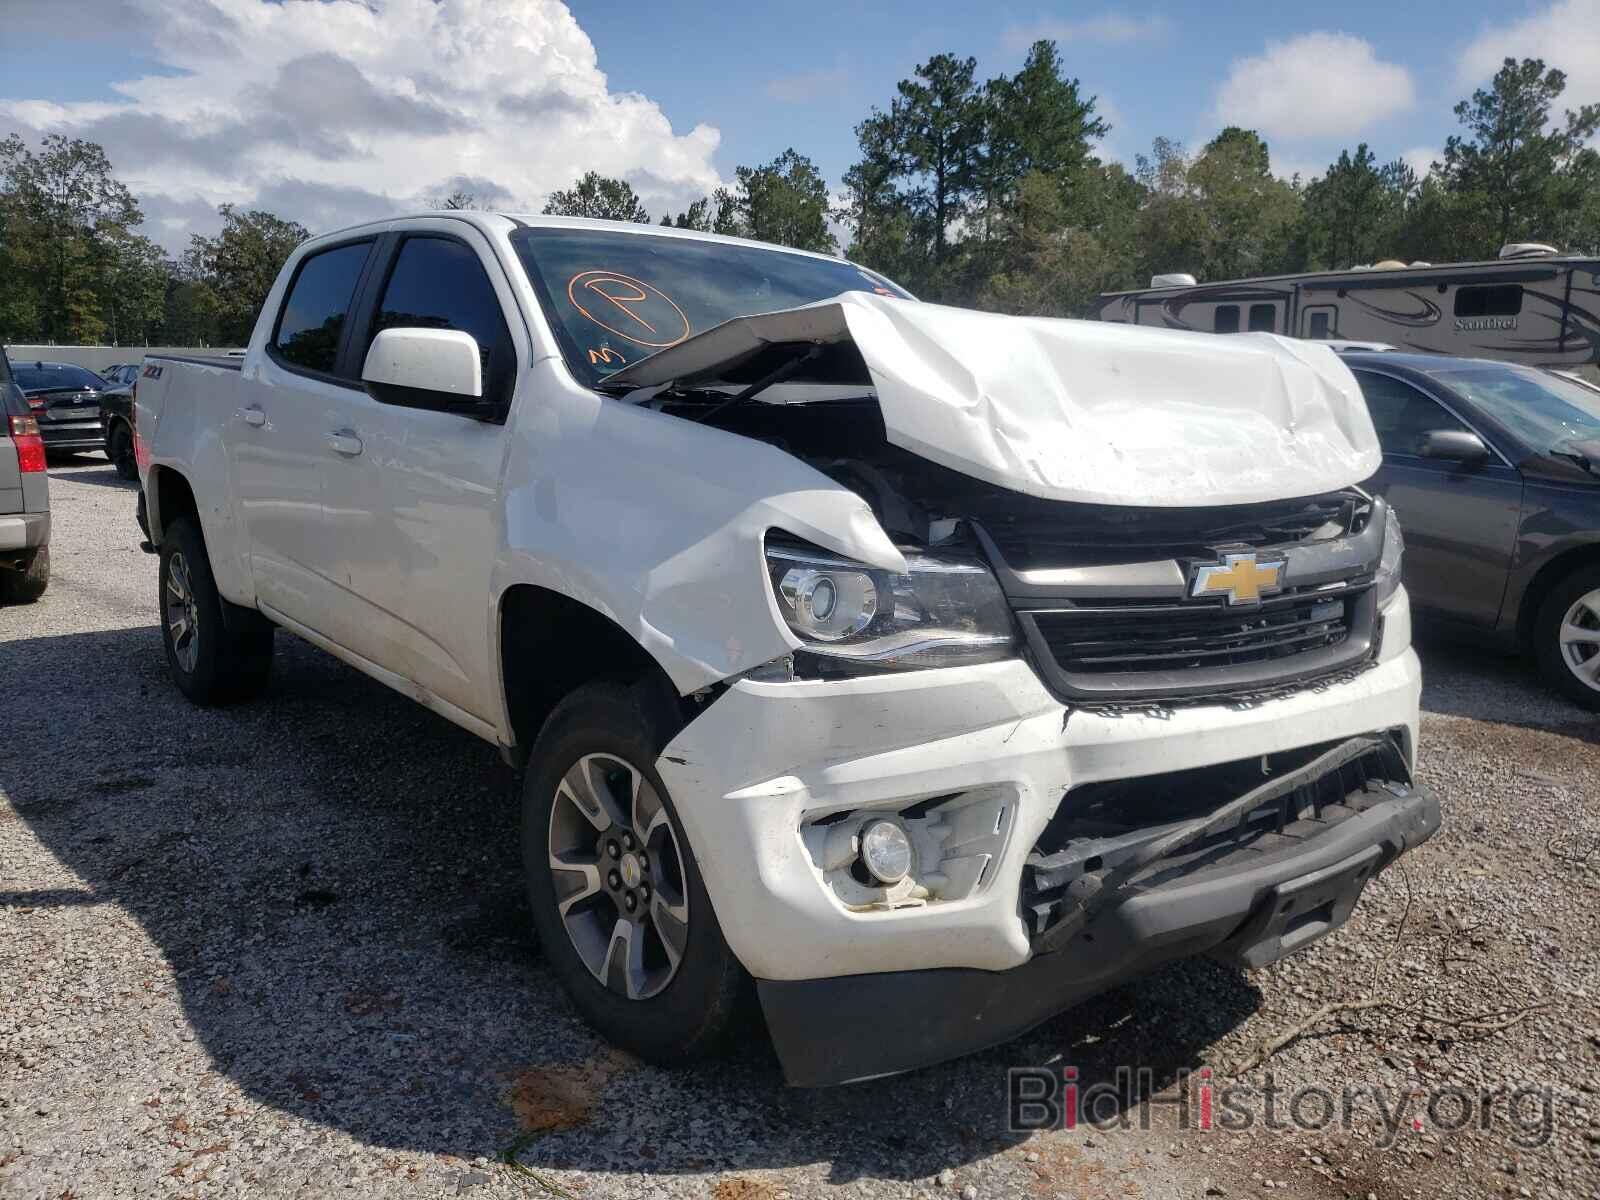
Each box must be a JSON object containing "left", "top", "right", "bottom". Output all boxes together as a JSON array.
[
  {"left": 319, "top": 392, "right": 505, "bottom": 715},
  {"left": 232, "top": 367, "right": 348, "bottom": 627},
  {"left": 316, "top": 227, "right": 515, "bottom": 720},
  {"left": 228, "top": 238, "right": 375, "bottom": 631},
  {"left": 1354, "top": 370, "right": 1521, "bottom": 626}
]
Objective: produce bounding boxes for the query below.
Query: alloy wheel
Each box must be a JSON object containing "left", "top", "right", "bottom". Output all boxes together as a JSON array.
[
  {"left": 546, "top": 753, "right": 689, "bottom": 1000},
  {"left": 1559, "top": 586, "right": 1600, "bottom": 693},
  {"left": 164, "top": 552, "right": 200, "bottom": 674}
]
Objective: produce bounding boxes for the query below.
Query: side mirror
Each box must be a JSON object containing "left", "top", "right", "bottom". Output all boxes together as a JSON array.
[
  {"left": 362, "top": 327, "right": 500, "bottom": 420},
  {"left": 1418, "top": 429, "right": 1489, "bottom": 463}
]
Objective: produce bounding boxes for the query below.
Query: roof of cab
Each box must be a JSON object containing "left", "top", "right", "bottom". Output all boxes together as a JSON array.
[{"left": 298, "top": 210, "right": 856, "bottom": 269}]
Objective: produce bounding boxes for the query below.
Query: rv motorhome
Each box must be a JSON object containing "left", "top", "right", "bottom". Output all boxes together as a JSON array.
[{"left": 1092, "top": 244, "right": 1600, "bottom": 379}]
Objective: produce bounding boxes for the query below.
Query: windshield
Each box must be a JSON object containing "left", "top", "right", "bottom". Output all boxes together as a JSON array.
[
  {"left": 1431, "top": 364, "right": 1600, "bottom": 454},
  {"left": 14, "top": 363, "right": 104, "bottom": 392},
  {"left": 511, "top": 226, "right": 911, "bottom": 388}
]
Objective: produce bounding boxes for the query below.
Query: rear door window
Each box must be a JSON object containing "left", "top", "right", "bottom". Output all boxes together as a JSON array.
[
  {"left": 364, "top": 236, "right": 514, "bottom": 405},
  {"left": 272, "top": 241, "right": 374, "bottom": 376}
]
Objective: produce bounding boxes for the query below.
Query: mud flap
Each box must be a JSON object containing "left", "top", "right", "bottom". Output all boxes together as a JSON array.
[{"left": 1214, "top": 843, "right": 1383, "bottom": 969}]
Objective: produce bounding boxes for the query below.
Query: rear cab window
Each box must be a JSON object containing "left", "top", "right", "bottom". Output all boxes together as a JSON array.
[{"left": 271, "top": 240, "right": 375, "bottom": 377}]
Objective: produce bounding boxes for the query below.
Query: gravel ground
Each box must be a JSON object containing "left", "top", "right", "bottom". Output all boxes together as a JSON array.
[{"left": 2, "top": 459, "right": 1597, "bottom": 1200}]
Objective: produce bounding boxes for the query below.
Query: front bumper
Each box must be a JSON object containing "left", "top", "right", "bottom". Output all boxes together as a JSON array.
[
  {"left": 763, "top": 778, "right": 1437, "bottom": 1084},
  {"left": 656, "top": 589, "right": 1426, "bottom": 1082}
]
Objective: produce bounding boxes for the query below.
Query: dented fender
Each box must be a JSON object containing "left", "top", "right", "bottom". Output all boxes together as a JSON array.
[{"left": 489, "top": 360, "right": 905, "bottom": 696}]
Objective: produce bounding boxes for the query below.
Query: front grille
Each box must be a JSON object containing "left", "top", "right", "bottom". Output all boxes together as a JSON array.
[
  {"left": 976, "top": 492, "right": 1358, "bottom": 569},
  {"left": 1030, "top": 584, "right": 1363, "bottom": 675},
  {"left": 977, "top": 488, "right": 1387, "bottom": 704}
]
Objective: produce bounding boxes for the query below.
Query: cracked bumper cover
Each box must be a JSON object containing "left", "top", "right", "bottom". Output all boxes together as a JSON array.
[
  {"left": 654, "top": 594, "right": 1427, "bottom": 1085},
  {"left": 762, "top": 778, "right": 1437, "bottom": 1085}
]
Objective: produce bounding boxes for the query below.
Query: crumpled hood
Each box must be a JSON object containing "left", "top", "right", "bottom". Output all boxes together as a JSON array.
[{"left": 606, "top": 291, "right": 1381, "bottom": 507}]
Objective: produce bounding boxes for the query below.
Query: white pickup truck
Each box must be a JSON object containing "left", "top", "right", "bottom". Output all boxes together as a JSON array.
[{"left": 134, "top": 213, "right": 1438, "bottom": 1085}]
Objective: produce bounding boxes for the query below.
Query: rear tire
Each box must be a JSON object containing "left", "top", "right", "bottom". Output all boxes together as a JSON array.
[
  {"left": 158, "top": 516, "right": 273, "bottom": 704},
  {"left": 1532, "top": 564, "right": 1600, "bottom": 711},
  {"left": 522, "top": 681, "right": 745, "bottom": 1064},
  {"left": 0, "top": 545, "right": 49, "bottom": 603},
  {"left": 107, "top": 420, "right": 136, "bottom": 480}
]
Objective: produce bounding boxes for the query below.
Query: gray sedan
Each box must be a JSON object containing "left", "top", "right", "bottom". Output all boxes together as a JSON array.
[{"left": 1343, "top": 351, "right": 1600, "bottom": 708}]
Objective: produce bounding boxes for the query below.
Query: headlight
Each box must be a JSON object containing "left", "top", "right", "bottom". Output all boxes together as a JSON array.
[
  {"left": 1375, "top": 510, "right": 1404, "bottom": 606},
  {"left": 764, "top": 536, "right": 1016, "bottom": 674}
]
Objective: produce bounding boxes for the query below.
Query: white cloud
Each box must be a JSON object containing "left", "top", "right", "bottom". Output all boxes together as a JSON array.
[
  {"left": 1213, "top": 32, "right": 1415, "bottom": 140},
  {"left": 1458, "top": 0, "right": 1600, "bottom": 112},
  {"left": 999, "top": 14, "right": 1172, "bottom": 55},
  {"left": 1272, "top": 160, "right": 1327, "bottom": 185},
  {"left": 765, "top": 67, "right": 852, "bottom": 105},
  {"left": 1400, "top": 145, "right": 1438, "bottom": 178},
  {"left": 0, "top": 0, "right": 725, "bottom": 252}
]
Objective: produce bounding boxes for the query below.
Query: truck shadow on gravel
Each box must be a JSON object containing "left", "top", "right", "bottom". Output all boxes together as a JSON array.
[
  {"left": 2, "top": 623, "right": 1264, "bottom": 1185},
  {"left": 44, "top": 458, "right": 136, "bottom": 489},
  {"left": 1415, "top": 634, "right": 1600, "bottom": 743}
]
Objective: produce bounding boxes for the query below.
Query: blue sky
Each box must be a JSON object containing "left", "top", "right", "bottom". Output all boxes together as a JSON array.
[
  {"left": 1, "top": 0, "right": 1595, "bottom": 250},
  {"left": 572, "top": 0, "right": 1471, "bottom": 181}
]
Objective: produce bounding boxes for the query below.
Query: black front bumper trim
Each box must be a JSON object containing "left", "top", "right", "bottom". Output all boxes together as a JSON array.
[{"left": 758, "top": 781, "right": 1438, "bottom": 1087}]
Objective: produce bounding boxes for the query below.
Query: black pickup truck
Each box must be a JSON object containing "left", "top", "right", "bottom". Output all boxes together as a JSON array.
[{"left": 99, "top": 374, "right": 138, "bottom": 479}]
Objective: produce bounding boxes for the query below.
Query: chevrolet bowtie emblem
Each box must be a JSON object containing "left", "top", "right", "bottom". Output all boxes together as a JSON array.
[{"left": 1190, "top": 552, "right": 1285, "bottom": 605}]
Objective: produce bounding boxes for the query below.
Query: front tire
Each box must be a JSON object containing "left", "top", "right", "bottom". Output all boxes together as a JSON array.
[
  {"left": 0, "top": 545, "right": 49, "bottom": 603},
  {"left": 1533, "top": 565, "right": 1600, "bottom": 711},
  {"left": 522, "top": 681, "right": 745, "bottom": 1064},
  {"left": 158, "top": 516, "right": 274, "bottom": 704}
]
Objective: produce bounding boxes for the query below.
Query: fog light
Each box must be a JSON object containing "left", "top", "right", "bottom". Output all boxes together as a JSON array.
[{"left": 859, "top": 819, "right": 912, "bottom": 884}]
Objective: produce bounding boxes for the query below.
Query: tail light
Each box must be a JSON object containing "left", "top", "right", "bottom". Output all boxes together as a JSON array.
[
  {"left": 24, "top": 392, "right": 44, "bottom": 412},
  {"left": 9, "top": 415, "right": 46, "bottom": 473}
]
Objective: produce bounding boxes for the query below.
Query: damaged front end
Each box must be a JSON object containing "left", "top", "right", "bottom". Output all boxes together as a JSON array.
[
  {"left": 659, "top": 389, "right": 1400, "bottom": 711},
  {"left": 1023, "top": 733, "right": 1432, "bottom": 963},
  {"left": 612, "top": 292, "right": 1429, "bottom": 1085}
]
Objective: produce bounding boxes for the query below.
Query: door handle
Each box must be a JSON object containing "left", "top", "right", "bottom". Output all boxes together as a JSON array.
[
  {"left": 325, "top": 430, "right": 363, "bottom": 457},
  {"left": 241, "top": 406, "right": 266, "bottom": 427}
]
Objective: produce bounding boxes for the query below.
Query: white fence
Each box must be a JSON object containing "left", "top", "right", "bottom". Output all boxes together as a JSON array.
[{"left": 5, "top": 345, "right": 245, "bottom": 374}]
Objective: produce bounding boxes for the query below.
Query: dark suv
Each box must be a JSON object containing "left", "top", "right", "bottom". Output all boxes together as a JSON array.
[{"left": 1343, "top": 351, "right": 1600, "bottom": 708}]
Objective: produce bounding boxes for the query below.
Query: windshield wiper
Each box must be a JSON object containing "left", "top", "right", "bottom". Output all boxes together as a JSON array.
[
  {"left": 1551, "top": 438, "right": 1600, "bottom": 475},
  {"left": 691, "top": 345, "right": 823, "bottom": 423},
  {"left": 595, "top": 344, "right": 825, "bottom": 421}
]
